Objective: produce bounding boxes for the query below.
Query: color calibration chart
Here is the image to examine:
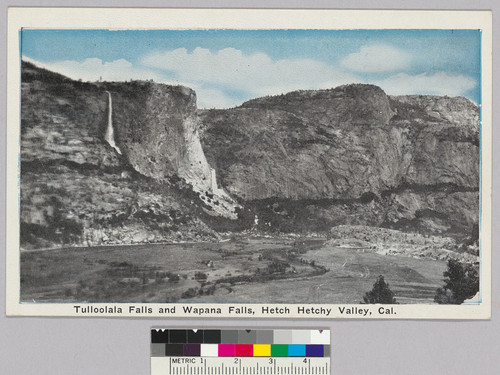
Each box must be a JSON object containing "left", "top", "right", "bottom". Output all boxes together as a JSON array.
[{"left": 151, "top": 329, "right": 331, "bottom": 375}]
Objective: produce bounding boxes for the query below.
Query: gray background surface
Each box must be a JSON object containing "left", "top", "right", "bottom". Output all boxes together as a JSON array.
[{"left": 1, "top": 1, "right": 498, "bottom": 374}]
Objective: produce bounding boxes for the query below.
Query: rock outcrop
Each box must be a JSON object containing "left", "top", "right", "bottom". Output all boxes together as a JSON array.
[
  {"left": 199, "top": 85, "right": 479, "bottom": 236},
  {"left": 20, "top": 61, "right": 480, "bottom": 248},
  {"left": 20, "top": 61, "right": 232, "bottom": 249},
  {"left": 103, "top": 81, "right": 238, "bottom": 218}
]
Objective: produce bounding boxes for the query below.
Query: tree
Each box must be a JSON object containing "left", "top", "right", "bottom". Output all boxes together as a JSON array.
[
  {"left": 434, "top": 259, "right": 479, "bottom": 304},
  {"left": 363, "top": 275, "right": 397, "bottom": 304}
]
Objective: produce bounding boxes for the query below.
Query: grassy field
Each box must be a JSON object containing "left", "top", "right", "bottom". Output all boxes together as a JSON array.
[{"left": 20, "top": 237, "right": 446, "bottom": 304}]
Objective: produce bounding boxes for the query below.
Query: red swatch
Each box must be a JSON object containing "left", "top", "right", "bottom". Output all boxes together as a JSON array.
[{"left": 235, "top": 344, "right": 253, "bottom": 357}]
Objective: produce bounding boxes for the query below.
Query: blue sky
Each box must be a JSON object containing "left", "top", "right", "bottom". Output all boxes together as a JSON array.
[{"left": 21, "top": 29, "right": 481, "bottom": 108}]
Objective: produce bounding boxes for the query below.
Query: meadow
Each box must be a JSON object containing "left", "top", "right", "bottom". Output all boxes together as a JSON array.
[{"left": 20, "top": 237, "right": 446, "bottom": 304}]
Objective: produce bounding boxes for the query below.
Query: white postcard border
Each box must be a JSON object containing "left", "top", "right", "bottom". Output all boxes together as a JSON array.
[{"left": 6, "top": 8, "right": 492, "bottom": 319}]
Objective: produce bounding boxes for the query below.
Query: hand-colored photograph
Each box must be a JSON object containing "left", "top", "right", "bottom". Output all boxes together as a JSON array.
[
  {"left": 7, "top": 8, "right": 491, "bottom": 318},
  {"left": 18, "top": 27, "right": 482, "bottom": 305}
]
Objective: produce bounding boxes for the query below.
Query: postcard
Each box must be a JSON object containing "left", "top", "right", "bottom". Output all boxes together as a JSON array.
[{"left": 6, "top": 8, "right": 492, "bottom": 318}]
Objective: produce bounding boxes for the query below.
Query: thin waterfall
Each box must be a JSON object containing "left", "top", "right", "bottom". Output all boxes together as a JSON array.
[{"left": 105, "top": 91, "right": 122, "bottom": 155}]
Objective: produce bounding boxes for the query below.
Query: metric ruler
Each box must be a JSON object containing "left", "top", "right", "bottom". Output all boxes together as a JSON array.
[{"left": 151, "top": 329, "right": 330, "bottom": 375}]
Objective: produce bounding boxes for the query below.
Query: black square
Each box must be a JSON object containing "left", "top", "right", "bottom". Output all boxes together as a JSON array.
[
  {"left": 151, "top": 329, "right": 169, "bottom": 343},
  {"left": 203, "top": 330, "right": 221, "bottom": 343},
  {"left": 166, "top": 344, "right": 184, "bottom": 356},
  {"left": 187, "top": 330, "right": 203, "bottom": 343},
  {"left": 169, "top": 330, "right": 187, "bottom": 343}
]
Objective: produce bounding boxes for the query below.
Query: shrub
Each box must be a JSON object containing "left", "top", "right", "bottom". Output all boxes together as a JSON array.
[
  {"left": 167, "top": 273, "right": 180, "bottom": 283},
  {"left": 266, "top": 260, "right": 290, "bottom": 274},
  {"left": 434, "top": 259, "right": 479, "bottom": 304},
  {"left": 359, "top": 191, "right": 378, "bottom": 204},
  {"left": 363, "top": 275, "right": 397, "bottom": 304},
  {"left": 181, "top": 288, "right": 198, "bottom": 299},
  {"left": 195, "top": 272, "right": 208, "bottom": 281}
]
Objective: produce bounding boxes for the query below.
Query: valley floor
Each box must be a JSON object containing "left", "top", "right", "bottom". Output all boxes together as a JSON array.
[{"left": 19, "top": 226, "right": 474, "bottom": 304}]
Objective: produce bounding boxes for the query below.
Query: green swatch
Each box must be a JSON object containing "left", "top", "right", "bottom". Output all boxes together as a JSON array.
[{"left": 271, "top": 345, "right": 288, "bottom": 357}]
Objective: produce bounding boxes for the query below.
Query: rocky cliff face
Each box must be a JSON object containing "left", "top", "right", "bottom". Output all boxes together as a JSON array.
[
  {"left": 199, "top": 85, "right": 479, "bottom": 236},
  {"left": 20, "top": 62, "right": 233, "bottom": 249},
  {"left": 103, "top": 81, "right": 238, "bottom": 218},
  {"left": 389, "top": 95, "right": 479, "bottom": 188},
  {"left": 20, "top": 62, "right": 479, "bottom": 249}
]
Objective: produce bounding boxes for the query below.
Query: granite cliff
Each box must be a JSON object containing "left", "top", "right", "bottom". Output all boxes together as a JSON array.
[
  {"left": 101, "top": 80, "right": 237, "bottom": 218},
  {"left": 199, "top": 85, "right": 479, "bottom": 235},
  {"left": 20, "top": 61, "right": 235, "bottom": 249},
  {"left": 20, "top": 61, "right": 479, "bottom": 249}
]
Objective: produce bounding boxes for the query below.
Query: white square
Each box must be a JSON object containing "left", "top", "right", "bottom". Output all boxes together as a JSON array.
[
  {"left": 310, "top": 330, "right": 330, "bottom": 344},
  {"left": 200, "top": 344, "right": 219, "bottom": 357}
]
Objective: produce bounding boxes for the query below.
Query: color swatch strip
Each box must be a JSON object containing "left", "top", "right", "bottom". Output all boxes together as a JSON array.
[
  {"left": 151, "top": 329, "right": 330, "bottom": 344},
  {"left": 151, "top": 344, "right": 329, "bottom": 357},
  {"left": 151, "top": 329, "right": 330, "bottom": 358}
]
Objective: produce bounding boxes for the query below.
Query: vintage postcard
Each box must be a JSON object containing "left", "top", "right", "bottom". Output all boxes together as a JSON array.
[{"left": 6, "top": 8, "right": 492, "bottom": 318}]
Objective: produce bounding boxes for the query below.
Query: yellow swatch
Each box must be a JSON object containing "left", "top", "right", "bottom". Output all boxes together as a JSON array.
[{"left": 253, "top": 344, "right": 271, "bottom": 357}]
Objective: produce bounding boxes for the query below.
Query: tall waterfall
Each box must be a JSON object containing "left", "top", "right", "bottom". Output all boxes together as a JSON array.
[{"left": 105, "top": 91, "right": 122, "bottom": 155}]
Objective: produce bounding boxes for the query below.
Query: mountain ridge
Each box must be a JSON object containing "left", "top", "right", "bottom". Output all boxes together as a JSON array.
[{"left": 19, "top": 61, "right": 479, "bottom": 249}]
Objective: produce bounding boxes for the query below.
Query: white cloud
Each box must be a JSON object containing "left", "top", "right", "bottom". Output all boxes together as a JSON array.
[
  {"left": 374, "top": 72, "right": 476, "bottom": 97},
  {"left": 141, "top": 47, "right": 359, "bottom": 100},
  {"left": 23, "top": 56, "right": 163, "bottom": 82},
  {"left": 341, "top": 45, "right": 411, "bottom": 73},
  {"left": 24, "top": 53, "right": 475, "bottom": 109},
  {"left": 23, "top": 56, "right": 242, "bottom": 108},
  {"left": 25, "top": 52, "right": 361, "bottom": 108},
  {"left": 191, "top": 86, "right": 242, "bottom": 109}
]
